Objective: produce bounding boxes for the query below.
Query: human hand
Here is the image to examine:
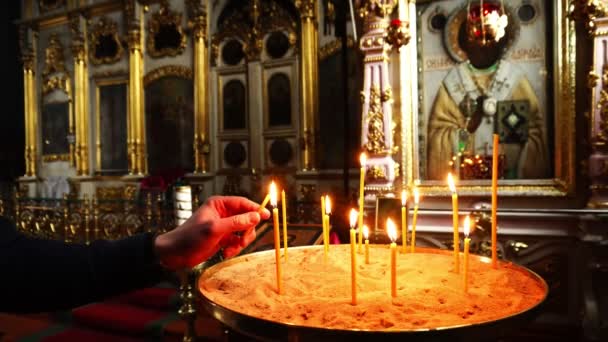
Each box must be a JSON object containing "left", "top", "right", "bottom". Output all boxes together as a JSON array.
[{"left": 154, "top": 196, "right": 271, "bottom": 270}]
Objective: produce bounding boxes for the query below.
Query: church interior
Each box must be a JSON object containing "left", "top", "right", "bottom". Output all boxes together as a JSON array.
[{"left": 0, "top": 0, "right": 607, "bottom": 341}]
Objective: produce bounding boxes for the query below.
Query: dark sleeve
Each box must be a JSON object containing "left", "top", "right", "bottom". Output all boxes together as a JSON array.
[{"left": 0, "top": 216, "right": 165, "bottom": 313}]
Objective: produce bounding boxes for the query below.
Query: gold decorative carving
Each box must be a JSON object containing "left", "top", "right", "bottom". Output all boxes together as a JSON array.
[
  {"left": 318, "top": 36, "right": 356, "bottom": 61},
  {"left": 595, "top": 61, "right": 608, "bottom": 149},
  {"left": 187, "top": 0, "right": 207, "bottom": 41},
  {"left": 42, "top": 74, "right": 70, "bottom": 96},
  {"left": 146, "top": 1, "right": 187, "bottom": 58},
  {"left": 42, "top": 154, "right": 70, "bottom": 162},
  {"left": 569, "top": 0, "right": 608, "bottom": 35},
  {"left": 39, "top": 0, "right": 65, "bottom": 13},
  {"left": 43, "top": 33, "right": 66, "bottom": 77},
  {"left": 295, "top": 0, "right": 316, "bottom": 19},
  {"left": 367, "top": 165, "right": 387, "bottom": 180},
  {"left": 365, "top": 85, "right": 387, "bottom": 154},
  {"left": 92, "top": 69, "right": 128, "bottom": 80},
  {"left": 357, "top": 0, "right": 397, "bottom": 18},
  {"left": 211, "top": 1, "right": 297, "bottom": 64},
  {"left": 89, "top": 17, "right": 124, "bottom": 65},
  {"left": 144, "top": 65, "right": 193, "bottom": 87}
]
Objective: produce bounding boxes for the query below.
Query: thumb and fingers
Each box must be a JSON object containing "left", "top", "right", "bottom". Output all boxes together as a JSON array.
[{"left": 210, "top": 196, "right": 271, "bottom": 220}]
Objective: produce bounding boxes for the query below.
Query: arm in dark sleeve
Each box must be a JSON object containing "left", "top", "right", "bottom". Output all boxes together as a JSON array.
[{"left": 0, "top": 216, "right": 165, "bottom": 313}]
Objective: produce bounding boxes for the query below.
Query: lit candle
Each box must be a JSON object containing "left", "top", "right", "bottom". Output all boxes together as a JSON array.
[
  {"left": 258, "top": 194, "right": 270, "bottom": 214},
  {"left": 410, "top": 187, "right": 420, "bottom": 253},
  {"left": 448, "top": 173, "right": 460, "bottom": 274},
  {"left": 324, "top": 195, "right": 332, "bottom": 257},
  {"left": 281, "top": 190, "right": 288, "bottom": 262},
  {"left": 387, "top": 218, "right": 398, "bottom": 298},
  {"left": 358, "top": 153, "right": 366, "bottom": 251},
  {"left": 463, "top": 215, "right": 471, "bottom": 293},
  {"left": 401, "top": 190, "right": 408, "bottom": 253},
  {"left": 270, "top": 182, "right": 282, "bottom": 294},
  {"left": 363, "top": 225, "right": 370, "bottom": 264},
  {"left": 349, "top": 208, "right": 358, "bottom": 305},
  {"left": 491, "top": 134, "right": 499, "bottom": 268},
  {"left": 321, "top": 195, "right": 327, "bottom": 254}
]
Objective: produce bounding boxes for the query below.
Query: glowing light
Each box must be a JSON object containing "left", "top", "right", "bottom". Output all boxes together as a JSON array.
[
  {"left": 386, "top": 218, "right": 397, "bottom": 242},
  {"left": 269, "top": 182, "right": 278, "bottom": 207},
  {"left": 414, "top": 187, "right": 420, "bottom": 205},
  {"left": 447, "top": 173, "right": 457, "bottom": 194},
  {"left": 349, "top": 209, "right": 358, "bottom": 229},
  {"left": 363, "top": 225, "right": 369, "bottom": 240},
  {"left": 401, "top": 190, "right": 407, "bottom": 207},
  {"left": 359, "top": 153, "right": 367, "bottom": 167},
  {"left": 325, "top": 195, "right": 332, "bottom": 215},
  {"left": 464, "top": 215, "right": 471, "bottom": 237}
]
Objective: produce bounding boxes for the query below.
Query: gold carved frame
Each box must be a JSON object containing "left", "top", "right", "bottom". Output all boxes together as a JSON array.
[
  {"left": 146, "top": 2, "right": 187, "bottom": 58},
  {"left": 402, "top": 0, "right": 576, "bottom": 197},
  {"left": 89, "top": 17, "right": 124, "bottom": 65}
]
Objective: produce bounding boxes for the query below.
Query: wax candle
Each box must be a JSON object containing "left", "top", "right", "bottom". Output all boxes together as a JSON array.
[
  {"left": 363, "top": 225, "right": 370, "bottom": 264},
  {"left": 463, "top": 215, "right": 471, "bottom": 293},
  {"left": 324, "top": 195, "right": 332, "bottom": 256},
  {"left": 491, "top": 134, "right": 499, "bottom": 268},
  {"left": 349, "top": 208, "right": 358, "bottom": 305},
  {"left": 270, "top": 182, "right": 282, "bottom": 294},
  {"left": 387, "top": 218, "right": 398, "bottom": 298},
  {"left": 401, "top": 190, "right": 408, "bottom": 253},
  {"left": 321, "top": 195, "right": 327, "bottom": 254},
  {"left": 258, "top": 194, "right": 270, "bottom": 213},
  {"left": 358, "top": 153, "right": 367, "bottom": 252},
  {"left": 410, "top": 187, "right": 420, "bottom": 253},
  {"left": 281, "top": 190, "right": 288, "bottom": 261},
  {"left": 448, "top": 173, "right": 460, "bottom": 273}
]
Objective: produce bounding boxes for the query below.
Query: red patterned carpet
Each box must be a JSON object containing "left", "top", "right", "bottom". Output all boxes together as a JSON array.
[{"left": 0, "top": 286, "right": 184, "bottom": 342}]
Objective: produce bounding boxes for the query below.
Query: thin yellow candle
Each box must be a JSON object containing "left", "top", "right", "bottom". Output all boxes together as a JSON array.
[
  {"left": 410, "top": 188, "right": 420, "bottom": 253},
  {"left": 349, "top": 208, "right": 358, "bottom": 305},
  {"left": 387, "top": 218, "right": 398, "bottom": 298},
  {"left": 358, "top": 153, "right": 367, "bottom": 252},
  {"left": 463, "top": 215, "right": 471, "bottom": 293},
  {"left": 258, "top": 194, "right": 270, "bottom": 214},
  {"left": 491, "top": 134, "right": 499, "bottom": 268},
  {"left": 324, "top": 195, "right": 332, "bottom": 256},
  {"left": 270, "top": 182, "right": 282, "bottom": 294},
  {"left": 363, "top": 225, "right": 370, "bottom": 264},
  {"left": 321, "top": 195, "right": 327, "bottom": 253},
  {"left": 281, "top": 190, "right": 288, "bottom": 262},
  {"left": 401, "top": 190, "right": 408, "bottom": 253},
  {"left": 448, "top": 173, "right": 460, "bottom": 274}
]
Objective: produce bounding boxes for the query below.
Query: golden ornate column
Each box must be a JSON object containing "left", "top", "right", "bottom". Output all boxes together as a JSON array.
[
  {"left": 20, "top": 27, "right": 38, "bottom": 178},
  {"left": 358, "top": 0, "right": 399, "bottom": 193},
  {"left": 295, "top": 0, "right": 319, "bottom": 171},
  {"left": 188, "top": 0, "right": 210, "bottom": 173},
  {"left": 70, "top": 15, "right": 90, "bottom": 176},
  {"left": 126, "top": 1, "right": 147, "bottom": 175},
  {"left": 574, "top": 0, "right": 608, "bottom": 207}
]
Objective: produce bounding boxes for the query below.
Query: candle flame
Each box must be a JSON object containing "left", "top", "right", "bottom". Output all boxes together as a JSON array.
[
  {"left": 447, "top": 172, "right": 457, "bottom": 194},
  {"left": 363, "top": 225, "right": 369, "bottom": 240},
  {"left": 269, "top": 181, "right": 278, "bottom": 207},
  {"left": 325, "top": 195, "right": 331, "bottom": 215},
  {"left": 414, "top": 187, "right": 420, "bottom": 205},
  {"left": 401, "top": 190, "right": 407, "bottom": 206},
  {"left": 464, "top": 215, "right": 471, "bottom": 237},
  {"left": 359, "top": 153, "right": 367, "bottom": 167},
  {"left": 387, "top": 218, "right": 397, "bottom": 242},
  {"left": 349, "top": 208, "right": 358, "bottom": 229}
]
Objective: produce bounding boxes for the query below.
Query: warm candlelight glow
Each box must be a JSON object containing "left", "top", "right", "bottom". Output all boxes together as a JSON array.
[
  {"left": 325, "top": 195, "right": 332, "bottom": 215},
  {"left": 359, "top": 153, "right": 367, "bottom": 167},
  {"left": 269, "top": 182, "right": 278, "bottom": 207},
  {"left": 401, "top": 190, "right": 407, "bottom": 207},
  {"left": 447, "top": 172, "right": 456, "bottom": 193},
  {"left": 386, "top": 218, "right": 397, "bottom": 242},
  {"left": 363, "top": 225, "right": 369, "bottom": 240},
  {"left": 414, "top": 187, "right": 420, "bottom": 205},
  {"left": 349, "top": 209, "right": 358, "bottom": 229},
  {"left": 464, "top": 215, "right": 472, "bottom": 237}
]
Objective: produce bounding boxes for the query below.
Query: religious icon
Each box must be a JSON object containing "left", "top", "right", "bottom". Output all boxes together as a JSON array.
[{"left": 419, "top": 0, "right": 551, "bottom": 180}]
